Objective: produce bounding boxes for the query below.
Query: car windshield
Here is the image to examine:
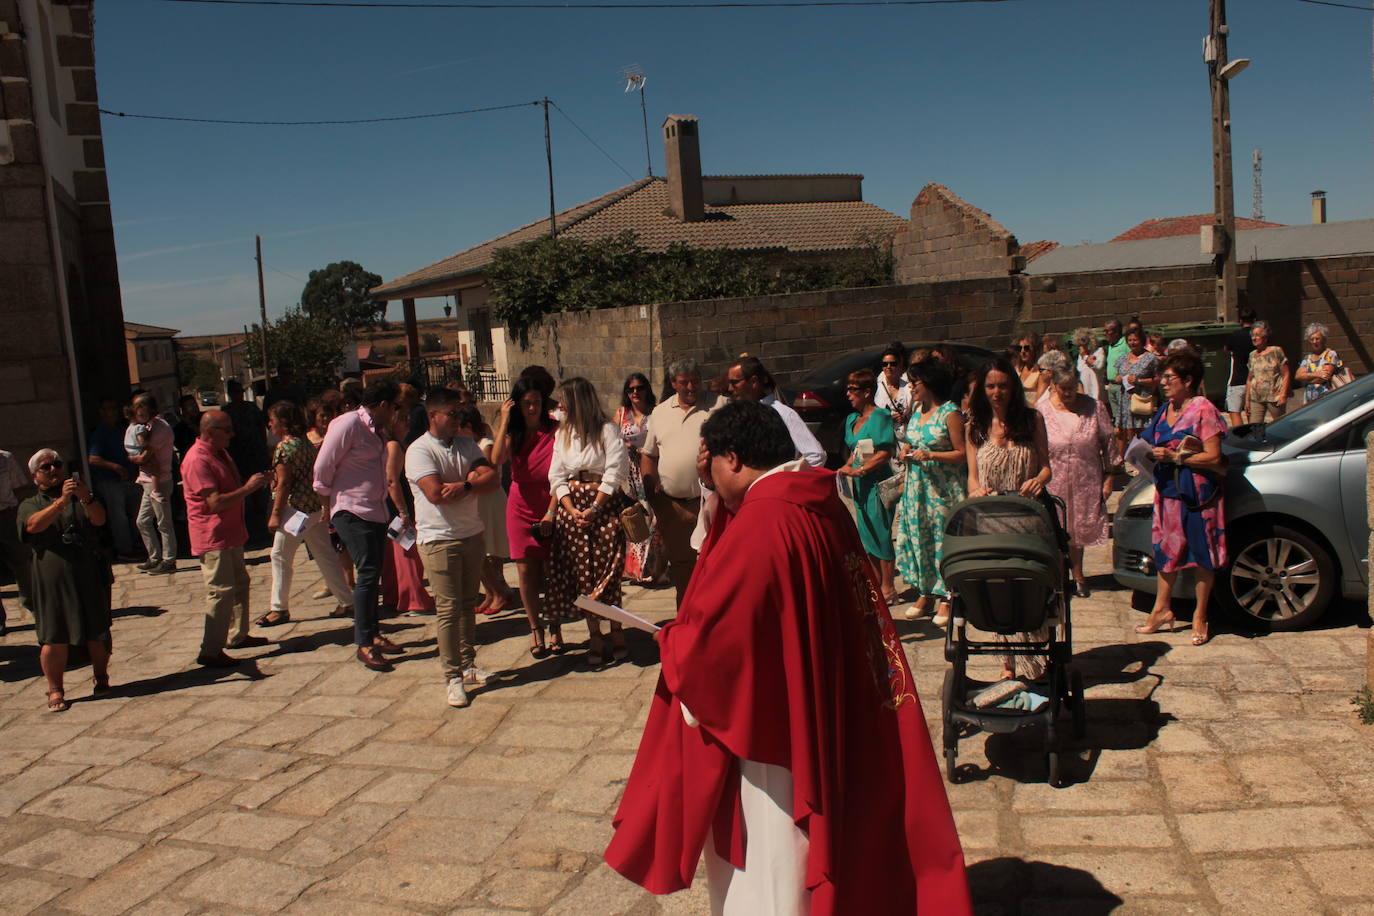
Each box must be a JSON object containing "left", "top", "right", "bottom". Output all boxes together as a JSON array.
[{"left": 1235, "top": 372, "right": 1374, "bottom": 448}]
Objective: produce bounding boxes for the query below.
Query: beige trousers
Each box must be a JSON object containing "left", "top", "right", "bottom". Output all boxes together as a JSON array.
[
  {"left": 418, "top": 536, "right": 485, "bottom": 678},
  {"left": 200, "top": 547, "right": 250, "bottom": 655}
]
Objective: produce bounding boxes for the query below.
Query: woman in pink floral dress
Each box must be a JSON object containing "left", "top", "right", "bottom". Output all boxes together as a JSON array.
[
  {"left": 1134, "top": 351, "right": 1228, "bottom": 646},
  {"left": 1037, "top": 361, "right": 1118, "bottom": 598}
]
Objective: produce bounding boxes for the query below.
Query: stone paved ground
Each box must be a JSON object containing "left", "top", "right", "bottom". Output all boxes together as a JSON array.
[{"left": 2, "top": 542, "right": 1373, "bottom": 915}]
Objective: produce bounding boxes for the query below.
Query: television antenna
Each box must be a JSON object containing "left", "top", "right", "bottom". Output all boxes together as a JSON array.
[
  {"left": 1251, "top": 147, "right": 1263, "bottom": 220},
  {"left": 619, "top": 64, "right": 652, "bottom": 177}
]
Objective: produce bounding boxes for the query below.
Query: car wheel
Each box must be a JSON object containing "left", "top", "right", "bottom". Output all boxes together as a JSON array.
[{"left": 1222, "top": 523, "right": 1337, "bottom": 631}]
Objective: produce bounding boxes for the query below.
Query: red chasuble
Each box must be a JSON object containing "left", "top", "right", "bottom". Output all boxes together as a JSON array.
[{"left": 604, "top": 468, "right": 972, "bottom": 914}]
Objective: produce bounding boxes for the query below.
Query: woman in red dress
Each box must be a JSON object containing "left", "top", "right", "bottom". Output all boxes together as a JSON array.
[{"left": 491, "top": 375, "right": 562, "bottom": 657}]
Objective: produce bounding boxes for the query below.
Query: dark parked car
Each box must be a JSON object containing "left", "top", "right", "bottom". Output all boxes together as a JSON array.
[
  {"left": 781, "top": 342, "right": 997, "bottom": 466},
  {"left": 1113, "top": 373, "right": 1373, "bottom": 630}
]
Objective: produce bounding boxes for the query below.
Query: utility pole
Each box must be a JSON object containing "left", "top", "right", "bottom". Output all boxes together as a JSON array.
[
  {"left": 1207, "top": 0, "right": 1239, "bottom": 323},
  {"left": 254, "top": 235, "right": 271, "bottom": 390},
  {"left": 542, "top": 98, "right": 557, "bottom": 238}
]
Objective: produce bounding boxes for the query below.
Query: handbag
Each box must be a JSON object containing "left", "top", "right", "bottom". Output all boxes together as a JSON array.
[
  {"left": 1331, "top": 367, "right": 1355, "bottom": 390},
  {"left": 878, "top": 467, "right": 905, "bottom": 510},
  {"left": 619, "top": 500, "right": 651, "bottom": 543},
  {"left": 1129, "top": 390, "right": 1158, "bottom": 418}
]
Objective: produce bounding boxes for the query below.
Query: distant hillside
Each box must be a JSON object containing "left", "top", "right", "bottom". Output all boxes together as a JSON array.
[{"left": 175, "top": 317, "right": 468, "bottom": 363}]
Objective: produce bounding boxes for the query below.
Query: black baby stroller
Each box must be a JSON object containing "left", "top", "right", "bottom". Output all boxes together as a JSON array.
[{"left": 938, "top": 493, "right": 1085, "bottom": 787}]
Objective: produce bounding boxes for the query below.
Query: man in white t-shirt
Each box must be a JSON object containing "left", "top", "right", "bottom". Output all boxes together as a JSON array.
[
  {"left": 405, "top": 388, "right": 499, "bottom": 708},
  {"left": 127, "top": 393, "right": 179, "bottom": 575}
]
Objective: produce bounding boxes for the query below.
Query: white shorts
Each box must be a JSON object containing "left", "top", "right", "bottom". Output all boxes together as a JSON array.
[{"left": 1226, "top": 385, "right": 1246, "bottom": 413}]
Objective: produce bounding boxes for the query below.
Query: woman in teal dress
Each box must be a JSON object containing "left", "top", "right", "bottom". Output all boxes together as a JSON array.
[
  {"left": 894, "top": 359, "right": 967, "bottom": 623},
  {"left": 837, "top": 369, "right": 898, "bottom": 602}
]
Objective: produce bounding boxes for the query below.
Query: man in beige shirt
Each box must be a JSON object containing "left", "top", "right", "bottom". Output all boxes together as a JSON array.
[{"left": 641, "top": 358, "right": 717, "bottom": 605}]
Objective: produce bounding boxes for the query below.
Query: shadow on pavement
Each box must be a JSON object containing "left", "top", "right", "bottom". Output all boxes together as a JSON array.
[
  {"left": 112, "top": 604, "right": 166, "bottom": 620},
  {"left": 0, "top": 644, "right": 40, "bottom": 682},
  {"left": 950, "top": 642, "right": 1173, "bottom": 787},
  {"left": 114, "top": 660, "right": 268, "bottom": 698},
  {"left": 968, "top": 856, "right": 1124, "bottom": 913}
]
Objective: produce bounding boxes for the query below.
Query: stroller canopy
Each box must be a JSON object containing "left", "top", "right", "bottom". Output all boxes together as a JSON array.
[{"left": 940, "top": 494, "right": 1066, "bottom": 634}]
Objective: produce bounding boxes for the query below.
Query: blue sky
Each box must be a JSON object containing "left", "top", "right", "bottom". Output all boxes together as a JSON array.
[{"left": 98, "top": 0, "right": 1374, "bottom": 335}]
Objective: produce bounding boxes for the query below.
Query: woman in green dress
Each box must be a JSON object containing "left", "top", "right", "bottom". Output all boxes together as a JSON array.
[
  {"left": 17, "top": 449, "right": 113, "bottom": 712},
  {"left": 894, "top": 359, "right": 968, "bottom": 625},
  {"left": 837, "top": 369, "right": 898, "bottom": 603}
]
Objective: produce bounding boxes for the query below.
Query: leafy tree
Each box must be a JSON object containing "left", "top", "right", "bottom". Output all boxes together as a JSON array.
[
  {"left": 244, "top": 306, "right": 351, "bottom": 393},
  {"left": 178, "top": 354, "right": 221, "bottom": 392},
  {"left": 300, "top": 260, "right": 386, "bottom": 331}
]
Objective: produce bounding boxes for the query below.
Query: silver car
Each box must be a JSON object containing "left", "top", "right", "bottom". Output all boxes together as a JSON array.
[{"left": 1113, "top": 374, "right": 1374, "bottom": 630}]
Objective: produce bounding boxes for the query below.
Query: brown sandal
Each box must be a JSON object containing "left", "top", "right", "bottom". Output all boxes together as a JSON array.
[{"left": 47, "top": 689, "right": 69, "bottom": 712}]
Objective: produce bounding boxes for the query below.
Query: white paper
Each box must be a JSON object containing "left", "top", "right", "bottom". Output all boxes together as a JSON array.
[
  {"left": 281, "top": 508, "right": 310, "bottom": 537},
  {"left": 856, "top": 437, "right": 875, "bottom": 460},
  {"left": 387, "top": 516, "right": 416, "bottom": 551},
  {"left": 574, "top": 595, "right": 660, "bottom": 633},
  {"left": 1124, "top": 437, "right": 1156, "bottom": 475}
]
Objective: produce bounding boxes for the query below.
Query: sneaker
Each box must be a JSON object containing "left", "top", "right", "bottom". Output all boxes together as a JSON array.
[
  {"left": 446, "top": 677, "right": 470, "bottom": 708},
  {"left": 136, "top": 560, "right": 160, "bottom": 572},
  {"left": 462, "top": 666, "right": 491, "bottom": 688},
  {"left": 148, "top": 561, "right": 176, "bottom": 576}
]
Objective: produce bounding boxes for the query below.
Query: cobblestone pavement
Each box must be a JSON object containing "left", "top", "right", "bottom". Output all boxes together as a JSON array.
[{"left": 1, "top": 542, "right": 1373, "bottom": 915}]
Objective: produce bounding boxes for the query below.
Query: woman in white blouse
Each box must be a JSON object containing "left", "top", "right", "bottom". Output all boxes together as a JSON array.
[{"left": 546, "top": 376, "right": 631, "bottom": 666}]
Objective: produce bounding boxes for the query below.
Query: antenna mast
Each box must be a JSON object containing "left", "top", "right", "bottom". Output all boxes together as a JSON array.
[
  {"left": 620, "top": 64, "right": 652, "bottom": 177},
  {"left": 1251, "top": 148, "right": 1263, "bottom": 221}
]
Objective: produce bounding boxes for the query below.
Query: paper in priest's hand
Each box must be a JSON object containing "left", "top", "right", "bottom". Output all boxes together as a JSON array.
[{"left": 574, "top": 596, "right": 660, "bottom": 633}]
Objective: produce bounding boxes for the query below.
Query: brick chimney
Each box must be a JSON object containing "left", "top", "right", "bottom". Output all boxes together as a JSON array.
[
  {"left": 663, "top": 115, "right": 704, "bottom": 222},
  {"left": 1311, "top": 190, "right": 1327, "bottom": 225}
]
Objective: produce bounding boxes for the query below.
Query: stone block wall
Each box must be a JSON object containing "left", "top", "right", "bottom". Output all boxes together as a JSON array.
[
  {"left": 516, "top": 305, "right": 661, "bottom": 407},
  {"left": 656, "top": 280, "right": 1021, "bottom": 386},
  {"left": 0, "top": 0, "right": 128, "bottom": 469},
  {"left": 892, "top": 183, "right": 1024, "bottom": 285},
  {"left": 0, "top": 0, "right": 76, "bottom": 466}
]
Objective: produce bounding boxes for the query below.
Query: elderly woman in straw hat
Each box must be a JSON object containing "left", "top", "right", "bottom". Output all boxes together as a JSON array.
[{"left": 17, "top": 449, "right": 113, "bottom": 711}]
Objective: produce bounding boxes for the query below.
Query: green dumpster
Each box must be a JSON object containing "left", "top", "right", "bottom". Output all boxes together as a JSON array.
[{"left": 1151, "top": 321, "right": 1242, "bottom": 408}]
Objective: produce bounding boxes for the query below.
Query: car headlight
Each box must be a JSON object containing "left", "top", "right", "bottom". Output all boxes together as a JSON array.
[{"left": 1121, "top": 481, "right": 1155, "bottom": 520}]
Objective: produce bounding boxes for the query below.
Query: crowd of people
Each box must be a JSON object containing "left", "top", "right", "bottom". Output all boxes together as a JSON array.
[{"left": 3, "top": 310, "right": 1356, "bottom": 712}]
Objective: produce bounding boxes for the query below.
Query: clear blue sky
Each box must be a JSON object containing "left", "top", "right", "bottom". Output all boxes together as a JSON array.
[{"left": 98, "top": 0, "right": 1374, "bottom": 335}]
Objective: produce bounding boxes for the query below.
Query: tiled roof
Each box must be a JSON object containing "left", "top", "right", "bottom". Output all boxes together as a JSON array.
[
  {"left": 1111, "top": 214, "right": 1284, "bottom": 242},
  {"left": 1019, "top": 240, "right": 1059, "bottom": 263},
  {"left": 124, "top": 321, "right": 181, "bottom": 338},
  {"left": 372, "top": 177, "right": 905, "bottom": 299}
]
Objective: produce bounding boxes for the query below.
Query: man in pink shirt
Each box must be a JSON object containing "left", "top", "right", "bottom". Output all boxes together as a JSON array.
[
  {"left": 313, "top": 380, "right": 403, "bottom": 672},
  {"left": 182, "top": 410, "right": 269, "bottom": 667}
]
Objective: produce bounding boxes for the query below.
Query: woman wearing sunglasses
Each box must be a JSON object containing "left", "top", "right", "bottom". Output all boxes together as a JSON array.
[
  {"left": 18, "top": 450, "right": 112, "bottom": 711},
  {"left": 1010, "top": 331, "right": 1043, "bottom": 406},
  {"left": 616, "top": 372, "right": 664, "bottom": 587}
]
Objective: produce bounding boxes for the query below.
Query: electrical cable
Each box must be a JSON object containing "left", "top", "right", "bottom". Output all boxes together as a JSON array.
[
  {"left": 1294, "top": 0, "right": 1373, "bottom": 9},
  {"left": 550, "top": 101, "right": 635, "bottom": 180},
  {"left": 162, "top": 0, "right": 1017, "bottom": 10},
  {"left": 98, "top": 100, "right": 540, "bottom": 126}
]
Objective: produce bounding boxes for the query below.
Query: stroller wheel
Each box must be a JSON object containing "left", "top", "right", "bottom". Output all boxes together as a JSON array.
[
  {"left": 1070, "top": 670, "right": 1087, "bottom": 740},
  {"left": 945, "top": 746, "right": 959, "bottom": 784}
]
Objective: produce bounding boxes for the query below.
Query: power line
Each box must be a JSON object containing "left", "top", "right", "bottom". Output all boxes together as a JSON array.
[
  {"left": 550, "top": 101, "right": 635, "bottom": 181},
  {"left": 1295, "top": 0, "right": 1374, "bottom": 10},
  {"left": 162, "top": 0, "right": 1017, "bottom": 9},
  {"left": 98, "top": 100, "right": 540, "bottom": 126}
]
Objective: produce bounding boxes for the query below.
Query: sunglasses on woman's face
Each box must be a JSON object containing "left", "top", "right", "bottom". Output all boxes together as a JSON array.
[
  {"left": 1017, "top": 345, "right": 1034, "bottom": 352},
  {"left": 881, "top": 361, "right": 899, "bottom": 367},
  {"left": 627, "top": 385, "right": 648, "bottom": 393}
]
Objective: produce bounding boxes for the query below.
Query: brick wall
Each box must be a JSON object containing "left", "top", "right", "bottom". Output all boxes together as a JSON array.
[
  {"left": 1023, "top": 255, "right": 1374, "bottom": 374},
  {"left": 892, "top": 183, "right": 1024, "bottom": 285}
]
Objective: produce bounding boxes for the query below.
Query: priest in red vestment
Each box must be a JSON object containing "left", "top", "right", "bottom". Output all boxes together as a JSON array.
[{"left": 605, "top": 400, "right": 971, "bottom": 915}]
